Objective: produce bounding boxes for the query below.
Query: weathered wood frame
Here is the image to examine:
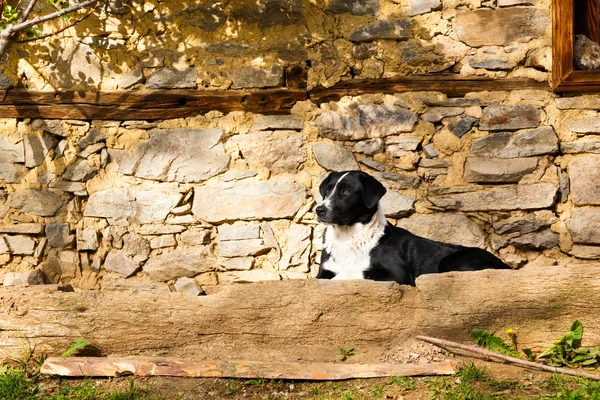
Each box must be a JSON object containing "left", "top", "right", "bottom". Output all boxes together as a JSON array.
[{"left": 553, "top": 0, "right": 600, "bottom": 91}]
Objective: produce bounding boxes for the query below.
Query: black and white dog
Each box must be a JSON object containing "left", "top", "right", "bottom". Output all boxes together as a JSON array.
[{"left": 315, "top": 170, "right": 510, "bottom": 286}]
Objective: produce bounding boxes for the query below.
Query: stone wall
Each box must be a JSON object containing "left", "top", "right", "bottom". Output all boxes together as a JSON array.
[
  {"left": 1, "top": 0, "right": 600, "bottom": 293},
  {"left": 5, "top": 0, "right": 550, "bottom": 90},
  {"left": 2, "top": 91, "right": 600, "bottom": 292}
]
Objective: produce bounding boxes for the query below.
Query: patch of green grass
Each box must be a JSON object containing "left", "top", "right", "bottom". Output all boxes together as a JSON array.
[
  {"left": 542, "top": 374, "right": 600, "bottom": 400},
  {"left": 0, "top": 367, "right": 39, "bottom": 400},
  {"left": 0, "top": 364, "right": 160, "bottom": 400},
  {"left": 225, "top": 379, "right": 239, "bottom": 395},
  {"left": 389, "top": 376, "right": 415, "bottom": 391},
  {"left": 309, "top": 385, "right": 322, "bottom": 397},
  {"left": 424, "top": 364, "right": 512, "bottom": 400},
  {"left": 459, "top": 361, "right": 489, "bottom": 382},
  {"left": 47, "top": 379, "right": 158, "bottom": 400},
  {"left": 244, "top": 377, "right": 266, "bottom": 386},
  {"left": 48, "top": 381, "right": 99, "bottom": 400},
  {"left": 308, "top": 382, "right": 389, "bottom": 400},
  {"left": 369, "top": 384, "right": 385, "bottom": 398}
]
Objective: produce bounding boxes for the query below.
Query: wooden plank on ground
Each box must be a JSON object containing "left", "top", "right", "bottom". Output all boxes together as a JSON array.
[{"left": 40, "top": 357, "right": 455, "bottom": 380}]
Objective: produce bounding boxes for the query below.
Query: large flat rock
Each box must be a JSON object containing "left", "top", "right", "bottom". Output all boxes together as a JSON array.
[
  {"left": 11, "top": 189, "right": 66, "bottom": 217},
  {"left": 569, "top": 155, "right": 600, "bottom": 206},
  {"left": 479, "top": 105, "right": 541, "bottom": 131},
  {"left": 568, "top": 208, "right": 600, "bottom": 245},
  {"left": 463, "top": 157, "right": 538, "bottom": 183},
  {"left": 314, "top": 103, "right": 417, "bottom": 141},
  {"left": 143, "top": 247, "right": 215, "bottom": 281},
  {"left": 192, "top": 182, "right": 307, "bottom": 223},
  {"left": 312, "top": 142, "right": 359, "bottom": 171},
  {"left": 229, "top": 131, "right": 306, "bottom": 174},
  {"left": 396, "top": 213, "right": 485, "bottom": 248},
  {"left": 84, "top": 188, "right": 181, "bottom": 225},
  {"left": 470, "top": 127, "right": 558, "bottom": 158},
  {"left": 454, "top": 8, "right": 548, "bottom": 47},
  {"left": 428, "top": 183, "right": 557, "bottom": 211},
  {"left": 110, "top": 129, "right": 230, "bottom": 183}
]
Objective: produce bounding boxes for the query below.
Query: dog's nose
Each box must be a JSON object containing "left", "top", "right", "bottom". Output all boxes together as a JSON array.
[{"left": 315, "top": 205, "right": 326, "bottom": 217}]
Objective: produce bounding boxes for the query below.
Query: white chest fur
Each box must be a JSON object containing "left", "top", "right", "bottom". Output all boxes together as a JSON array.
[{"left": 321, "top": 207, "right": 387, "bottom": 280}]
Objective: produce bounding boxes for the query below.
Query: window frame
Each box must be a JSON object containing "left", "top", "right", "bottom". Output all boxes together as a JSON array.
[{"left": 553, "top": 0, "right": 600, "bottom": 91}]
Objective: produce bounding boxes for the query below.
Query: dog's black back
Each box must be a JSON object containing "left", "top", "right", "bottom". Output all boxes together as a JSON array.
[
  {"left": 365, "top": 225, "right": 510, "bottom": 285},
  {"left": 315, "top": 170, "right": 510, "bottom": 286}
]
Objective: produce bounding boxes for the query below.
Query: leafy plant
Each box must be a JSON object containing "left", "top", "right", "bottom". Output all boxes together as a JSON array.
[
  {"left": 571, "top": 347, "right": 600, "bottom": 367},
  {"left": 60, "top": 338, "right": 89, "bottom": 357},
  {"left": 472, "top": 321, "right": 600, "bottom": 370},
  {"left": 338, "top": 347, "right": 356, "bottom": 361},
  {"left": 537, "top": 321, "right": 600, "bottom": 368},
  {"left": 1, "top": 5, "right": 19, "bottom": 26},
  {"left": 523, "top": 348, "right": 536, "bottom": 361},
  {"left": 471, "top": 328, "right": 520, "bottom": 357},
  {"left": 1, "top": 5, "right": 41, "bottom": 37},
  {"left": 47, "top": 0, "right": 70, "bottom": 20}
]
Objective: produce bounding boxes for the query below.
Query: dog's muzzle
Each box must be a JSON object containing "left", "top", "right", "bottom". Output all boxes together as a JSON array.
[
  {"left": 315, "top": 205, "right": 327, "bottom": 219},
  {"left": 316, "top": 204, "right": 341, "bottom": 224}
]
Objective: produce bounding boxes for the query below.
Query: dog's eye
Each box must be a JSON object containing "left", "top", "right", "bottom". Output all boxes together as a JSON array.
[{"left": 341, "top": 189, "right": 350, "bottom": 194}]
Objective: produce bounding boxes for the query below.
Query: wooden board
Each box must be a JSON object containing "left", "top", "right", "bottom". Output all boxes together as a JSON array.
[
  {"left": 40, "top": 357, "right": 455, "bottom": 379},
  {"left": 0, "top": 76, "right": 551, "bottom": 119},
  {"left": 310, "top": 76, "right": 551, "bottom": 103},
  {"left": 2, "top": 266, "right": 600, "bottom": 363},
  {"left": 0, "top": 89, "right": 307, "bottom": 119}
]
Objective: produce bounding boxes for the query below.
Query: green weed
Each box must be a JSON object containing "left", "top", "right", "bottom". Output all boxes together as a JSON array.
[
  {"left": 389, "top": 376, "right": 415, "bottom": 391},
  {"left": 244, "top": 377, "right": 266, "bottom": 386},
  {"left": 225, "top": 379, "right": 239, "bottom": 395},
  {"left": 338, "top": 347, "right": 356, "bottom": 361},
  {"left": 60, "top": 338, "right": 90, "bottom": 358},
  {"left": 459, "top": 361, "right": 489, "bottom": 382}
]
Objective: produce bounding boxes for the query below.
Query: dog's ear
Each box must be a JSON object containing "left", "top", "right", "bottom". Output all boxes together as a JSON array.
[
  {"left": 319, "top": 172, "right": 336, "bottom": 198},
  {"left": 360, "top": 174, "right": 387, "bottom": 209}
]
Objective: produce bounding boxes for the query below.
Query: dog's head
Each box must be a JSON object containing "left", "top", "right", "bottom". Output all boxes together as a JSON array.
[{"left": 315, "top": 170, "right": 386, "bottom": 226}]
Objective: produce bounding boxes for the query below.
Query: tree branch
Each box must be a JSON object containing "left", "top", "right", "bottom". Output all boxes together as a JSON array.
[
  {"left": 7, "top": 0, "right": 100, "bottom": 34},
  {"left": 17, "top": 8, "right": 94, "bottom": 43},
  {"left": 416, "top": 335, "right": 600, "bottom": 381},
  {"left": 0, "top": 0, "right": 101, "bottom": 62},
  {"left": 19, "top": 0, "right": 39, "bottom": 22}
]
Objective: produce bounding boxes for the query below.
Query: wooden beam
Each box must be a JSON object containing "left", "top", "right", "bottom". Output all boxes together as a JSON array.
[
  {"left": 40, "top": 357, "right": 455, "bottom": 379},
  {"left": 0, "top": 89, "right": 307, "bottom": 119},
  {"left": 310, "top": 76, "right": 551, "bottom": 104},
  {"left": 2, "top": 266, "right": 600, "bottom": 363},
  {"left": 0, "top": 75, "right": 554, "bottom": 120},
  {"left": 553, "top": 70, "right": 600, "bottom": 92}
]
